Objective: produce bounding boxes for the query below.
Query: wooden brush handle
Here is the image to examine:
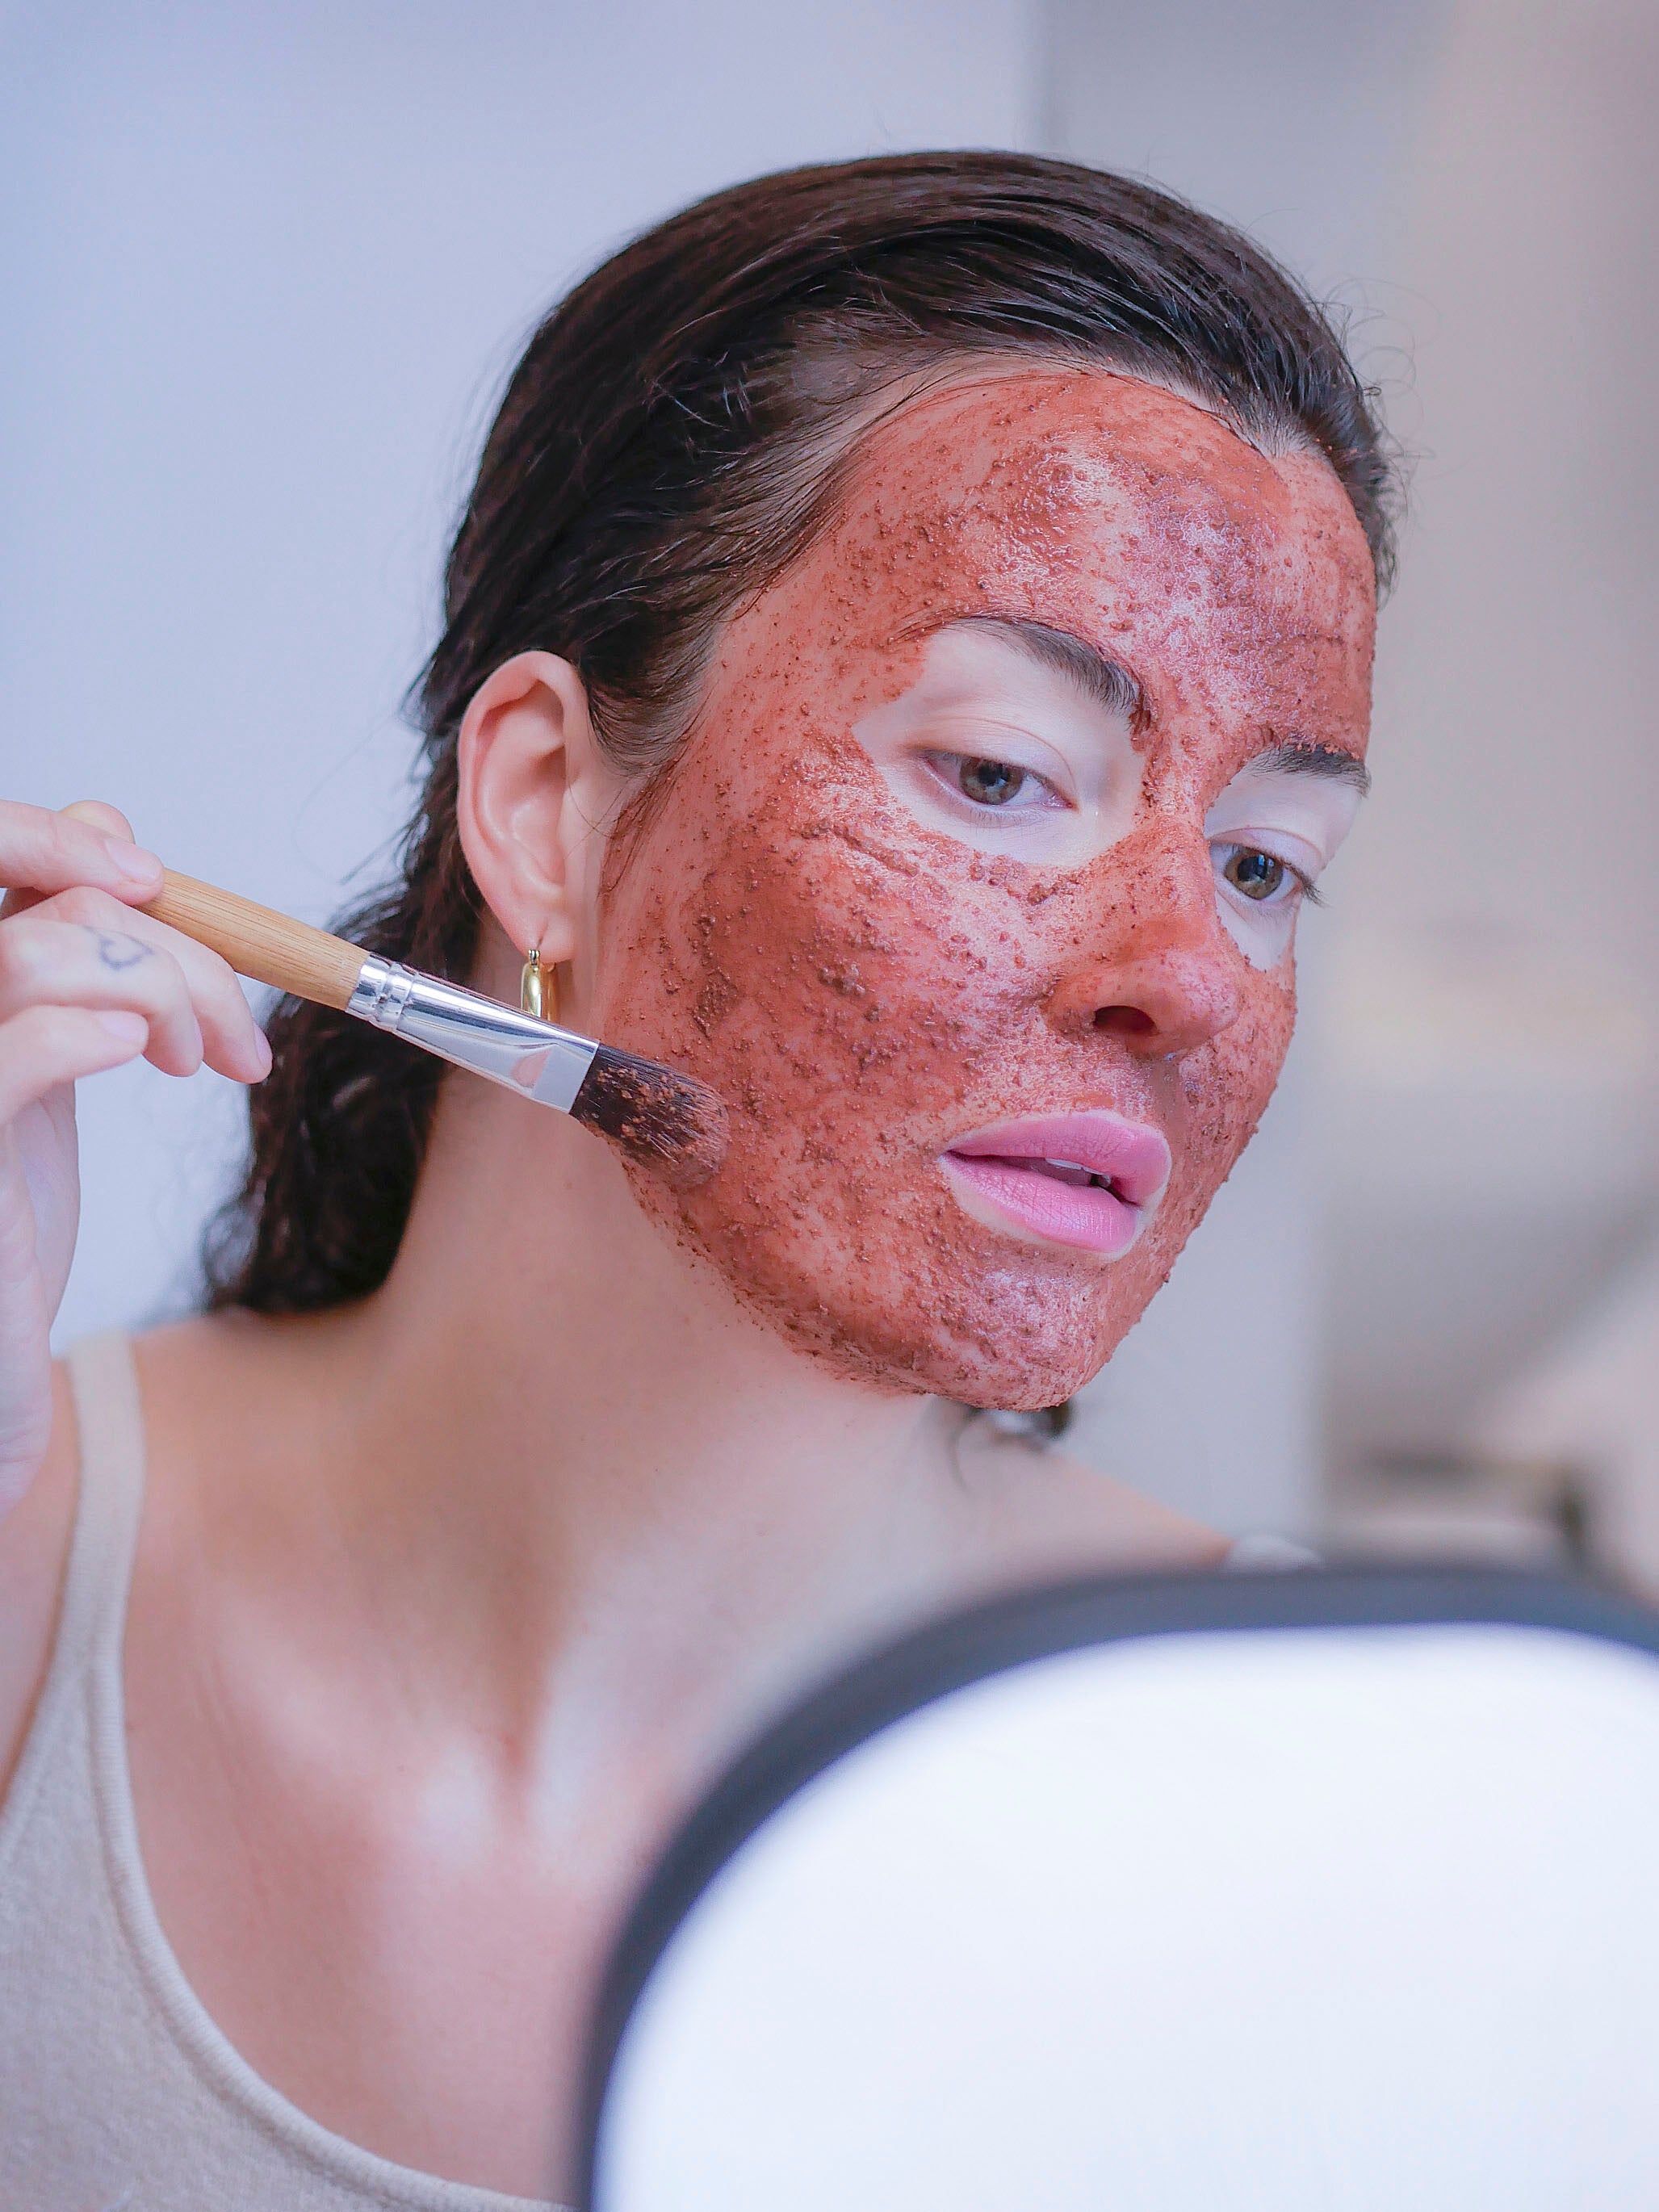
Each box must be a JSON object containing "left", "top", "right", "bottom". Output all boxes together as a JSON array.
[{"left": 142, "top": 870, "right": 367, "bottom": 1011}]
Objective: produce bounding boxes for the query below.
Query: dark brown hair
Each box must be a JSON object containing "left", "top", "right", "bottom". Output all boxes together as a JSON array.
[{"left": 206, "top": 150, "right": 1397, "bottom": 1314}]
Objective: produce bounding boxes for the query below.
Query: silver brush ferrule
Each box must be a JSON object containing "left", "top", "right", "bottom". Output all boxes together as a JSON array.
[{"left": 346, "top": 956, "right": 600, "bottom": 1116}]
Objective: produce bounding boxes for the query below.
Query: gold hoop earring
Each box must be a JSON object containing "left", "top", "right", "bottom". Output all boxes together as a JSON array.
[{"left": 520, "top": 945, "right": 557, "bottom": 1023}]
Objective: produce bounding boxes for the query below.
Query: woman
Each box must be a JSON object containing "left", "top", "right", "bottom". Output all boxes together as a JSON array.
[{"left": 0, "top": 153, "right": 1389, "bottom": 2206}]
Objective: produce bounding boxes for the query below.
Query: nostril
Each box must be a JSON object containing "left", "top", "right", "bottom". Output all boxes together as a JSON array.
[{"left": 1094, "top": 1005, "right": 1156, "bottom": 1038}]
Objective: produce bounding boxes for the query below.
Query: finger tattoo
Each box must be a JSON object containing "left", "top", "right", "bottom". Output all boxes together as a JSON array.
[{"left": 90, "top": 929, "right": 154, "bottom": 973}]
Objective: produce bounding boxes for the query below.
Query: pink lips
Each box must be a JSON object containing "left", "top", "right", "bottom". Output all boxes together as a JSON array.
[{"left": 940, "top": 1112, "right": 1172, "bottom": 1257}]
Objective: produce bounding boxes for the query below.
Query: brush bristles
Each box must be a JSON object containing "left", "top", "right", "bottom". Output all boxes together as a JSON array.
[{"left": 570, "top": 1045, "right": 729, "bottom": 1188}]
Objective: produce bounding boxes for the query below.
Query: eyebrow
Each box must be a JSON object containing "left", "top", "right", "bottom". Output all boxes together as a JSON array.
[
  {"left": 954, "top": 616, "right": 1145, "bottom": 727},
  {"left": 949, "top": 618, "right": 1368, "bottom": 793},
  {"left": 1252, "top": 740, "right": 1372, "bottom": 797}
]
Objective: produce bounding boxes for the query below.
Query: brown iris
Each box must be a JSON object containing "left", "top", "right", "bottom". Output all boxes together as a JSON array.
[
  {"left": 1224, "top": 848, "right": 1287, "bottom": 900},
  {"left": 957, "top": 756, "right": 1026, "bottom": 806}
]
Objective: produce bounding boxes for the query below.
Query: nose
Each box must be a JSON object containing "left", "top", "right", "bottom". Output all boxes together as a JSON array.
[
  {"left": 1079, "top": 949, "right": 1242, "bottom": 1056},
  {"left": 1043, "top": 837, "right": 1245, "bottom": 1059}
]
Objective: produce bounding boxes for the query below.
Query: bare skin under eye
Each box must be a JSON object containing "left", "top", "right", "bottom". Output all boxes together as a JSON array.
[
  {"left": 852, "top": 619, "right": 1145, "bottom": 863},
  {"left": 590, "top": 365, "right": 1376, "bottom": 1411}
]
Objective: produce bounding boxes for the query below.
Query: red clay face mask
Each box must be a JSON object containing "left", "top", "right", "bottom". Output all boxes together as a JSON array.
[{"left": 592, "top": 369, "right": 1376, "bottom": 1409}]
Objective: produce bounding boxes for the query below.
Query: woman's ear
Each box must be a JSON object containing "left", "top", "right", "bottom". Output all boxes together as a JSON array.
[{"left": 456, "top": 651, "right": 622, "bottom": 974}]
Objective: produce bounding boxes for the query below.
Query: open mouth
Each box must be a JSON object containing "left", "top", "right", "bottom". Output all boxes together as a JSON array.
[{"left": 939, "top": 1112, "right": 1171, "bottom": 1258}]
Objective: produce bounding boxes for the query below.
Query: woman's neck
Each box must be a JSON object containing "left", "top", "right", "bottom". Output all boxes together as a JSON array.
[{"left": 231, "top": 1073, "right": 978, "bottom": 1787}]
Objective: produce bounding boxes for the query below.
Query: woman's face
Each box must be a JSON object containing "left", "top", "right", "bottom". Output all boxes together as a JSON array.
[{"left": 590, "top": 367, "right": 1376, "bottom": 1409}]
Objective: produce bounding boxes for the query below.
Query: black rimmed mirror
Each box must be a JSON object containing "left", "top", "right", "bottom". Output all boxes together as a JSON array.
[{"left": 576, "top": 1570, "right": 1659, "bottom": 2211}]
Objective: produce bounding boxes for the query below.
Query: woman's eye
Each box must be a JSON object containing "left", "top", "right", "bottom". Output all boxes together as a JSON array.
[
  {"left": 1222, "top": 847, "right": 1289, "bottom": 901},
  {"left": 956, "top": 756, "right": 1028, "bottom": 806}
]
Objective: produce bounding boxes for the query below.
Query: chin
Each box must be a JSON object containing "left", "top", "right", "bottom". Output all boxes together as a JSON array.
[
  {"left": 783, "top": 1285, "right": 1129, "bottom": 1412},
  {"left": 636, "top": 1167, "right": 1160, "bottom": 1411}
]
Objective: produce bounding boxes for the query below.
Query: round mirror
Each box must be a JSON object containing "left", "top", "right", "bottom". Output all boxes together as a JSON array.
[{"left": 579, "top": 1571, "right": 1659, "bottom": 2211}]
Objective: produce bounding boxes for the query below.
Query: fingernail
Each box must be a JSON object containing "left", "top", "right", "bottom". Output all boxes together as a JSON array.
[
  {"left": 251, "top": 1031, "right": 273, "bottom": 1079},
  {"left": 103, "top": 839, "right": 163, "bottom": 885},
  {"left": 96, "top": 1011, "right": 149, "bottom": 1044}
]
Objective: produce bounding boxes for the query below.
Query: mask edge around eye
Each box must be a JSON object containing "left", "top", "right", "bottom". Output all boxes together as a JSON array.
[
  {"left": 1212, "top": 861, "right": 1302, "bottom": 969},
  {"left": 1204, "top": 761, "right": 1365, "bottom": 888}
]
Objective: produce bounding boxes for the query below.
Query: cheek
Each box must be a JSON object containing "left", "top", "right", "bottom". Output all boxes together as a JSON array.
[
  {"left": 1146, "top": 966, "right": 1297, "bottom": 1274},
  {"left": 587, "top": 769, "right": 1052, "bottom": 1392},
  {"left": 598, "top": 759, "right": 1033, "bottom": 1153}
]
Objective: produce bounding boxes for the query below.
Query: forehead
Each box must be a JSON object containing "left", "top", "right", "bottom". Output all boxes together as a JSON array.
[
  {"left": 791, "top": 366, "right": 1376, "bottom": 752},
  {"left": 837, "top": 365, "right": 1358, "bottom": 572}
]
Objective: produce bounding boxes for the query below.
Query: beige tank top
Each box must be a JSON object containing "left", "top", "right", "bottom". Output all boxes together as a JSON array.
[{"left": 0, "top": 1334, "right": 559, "bottom": 2212}]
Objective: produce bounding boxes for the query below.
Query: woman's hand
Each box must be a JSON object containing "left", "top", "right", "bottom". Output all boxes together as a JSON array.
[{"left": 0, "top": 800, "right": 271, "bottom": 1512}]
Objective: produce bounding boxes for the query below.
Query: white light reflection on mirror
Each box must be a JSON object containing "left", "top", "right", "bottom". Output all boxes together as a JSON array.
[{"left": 592, "top": 1622, "right": 1659, "bottom": 2212}]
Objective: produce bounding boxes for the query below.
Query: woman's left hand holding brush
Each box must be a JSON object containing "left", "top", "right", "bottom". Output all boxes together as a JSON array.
[{"left": 0, "top": 798, "right": 272, "bottom": 1513}]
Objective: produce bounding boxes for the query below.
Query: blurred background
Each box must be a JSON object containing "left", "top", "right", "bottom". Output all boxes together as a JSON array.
[{"left": 7, "top": 0, "right": 1657, "bottom": 1586}]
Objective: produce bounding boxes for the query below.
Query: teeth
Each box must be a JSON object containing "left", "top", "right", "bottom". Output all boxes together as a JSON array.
[{"left": 1037, "top": 1158, "right": 1109, "bottom": 1189}]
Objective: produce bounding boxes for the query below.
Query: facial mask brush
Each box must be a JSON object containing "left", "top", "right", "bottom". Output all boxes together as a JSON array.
[{"left": 142, "top": 871, "right": 728, "bottom": 1188}]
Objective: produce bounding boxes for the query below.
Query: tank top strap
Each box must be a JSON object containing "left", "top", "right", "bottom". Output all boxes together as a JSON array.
[
  {"left": 0, "top": 1331, "right": 145, "bottom": 1884},
  {"left": 60, "top": 1330, "right": 149, "bottom": 1674},
  {"left": 2, "top": 1335, "right": 562, "bottom": 2209}
]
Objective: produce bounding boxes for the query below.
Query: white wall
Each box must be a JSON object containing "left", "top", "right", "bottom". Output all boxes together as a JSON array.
[
  {"left": 1313, "top": 0, "right": 1659, "bottom": 1491},
  {"left": 1045, "top": 0, "right": 1445, "bottom": 291}
]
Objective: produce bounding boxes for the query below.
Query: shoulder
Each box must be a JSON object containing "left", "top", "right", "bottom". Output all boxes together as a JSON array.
[
  {"left": 952, "top": 1418, "right": 1231, "bottom": 1579},
  {"left": 0, "top": 1359, "right": 80, "bottom": 1804}
]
